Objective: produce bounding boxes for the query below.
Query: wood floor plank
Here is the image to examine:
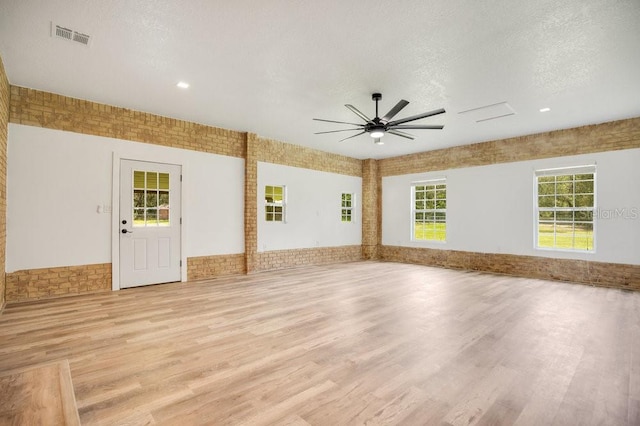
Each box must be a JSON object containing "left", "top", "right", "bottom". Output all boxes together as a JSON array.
[
  {"left": 0, "top": 261, "right": 638, "bottom": 425},
  {"left": 0, "top": 360, "right": 80, "bottom": 426}
]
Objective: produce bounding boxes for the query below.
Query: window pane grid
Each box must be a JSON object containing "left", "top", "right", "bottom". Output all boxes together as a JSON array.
[
  {"left": 133, "top": 171, "right": 170, "bottom": 227},
  {"left": 536, "top": 171, "right": 594, "bottom": 251},
  {"left": 412, "top": 181, "right": 446, "bottom": 241},
  {"left": 265, "top": 185, "right": 285, "bottom": 222},
  {"left": 341, "top": 193, "right": 354, "bottom": 222}
]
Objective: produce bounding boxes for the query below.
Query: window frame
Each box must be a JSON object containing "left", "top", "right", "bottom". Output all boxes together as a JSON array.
[
  {"left": 264, "top": 184, "right": 286, "bottom": 223},
  {"left": 341, "top": 192, "right": 355, "bottom": 223},
  {"left": 411, "top": 178, "right": 447, "bottom": 243},
  {"left": 534, "top": 165, "right": 596, "bottom": 253}
]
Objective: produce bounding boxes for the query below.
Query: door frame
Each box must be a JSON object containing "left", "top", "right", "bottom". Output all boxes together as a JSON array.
[{"left": 111, "top": 152, "right": 188, "bottom": 291}]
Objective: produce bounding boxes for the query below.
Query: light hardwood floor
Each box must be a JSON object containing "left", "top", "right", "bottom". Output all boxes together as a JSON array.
[{"left": 0, "top": 261, "right": 639, "bottom": 425}]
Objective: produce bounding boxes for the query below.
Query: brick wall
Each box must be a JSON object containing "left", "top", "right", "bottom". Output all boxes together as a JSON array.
[
  {"left": 361, "top": 159, "right": 379, "bottom": 259},
  {"left": 380, "top": 246, "right": 640, "bottom": 291},
  {"left": 245, "top": 133, "right": 259, "bottom": 273},
  {"left": 6, "top": 264, "right": 111, "bottom": 302},
  {"left": 5, "top": 87, "right": 365, "bottom": 298},
  {"left": 255, "top": 136, "right": 362, "bottom": 177},
  {"left": 254, "top": 246, "right": 362, "bottom": 272},
  {"left": 376, "top": 117, "right": 640, "bottom": 291},
  {"left": 9, "top": 86, "right": 246, "bottom": 158},
  {"left": 0, "top": 57, "right": 8, "bottom": 311},
  {"left": 5, "top": 82, "right": 640, "bottom": 299},
  {"left": 187, "top": 254, "right": 246, "bottom": 281},
  {"left": 379, "top": 117, "right": 640, "bottom": 177},
  {"left": 244, "top": 135, "right": 365, "bottom": 274}
]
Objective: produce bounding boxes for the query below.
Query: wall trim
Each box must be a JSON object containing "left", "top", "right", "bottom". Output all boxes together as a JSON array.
[{"left": 379, "top": 245, "right": 640, "bottom": 291}]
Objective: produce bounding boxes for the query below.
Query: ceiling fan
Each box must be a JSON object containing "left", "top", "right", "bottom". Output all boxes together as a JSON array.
[{"left": 313, "top": 93, "right": 445, "bottom": 144}]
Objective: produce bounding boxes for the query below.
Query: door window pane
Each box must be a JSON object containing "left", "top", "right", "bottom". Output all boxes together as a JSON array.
[
  {"left": 159, "top": 191, "right": 169, "bottom": 206},
  {"left": 134, "top": 190, "right": 145, "bottom": 207},
  {"left": 159, "top": 173, "right": 169, "bottom": 190},
  {"left": 146, "top": 192, "right": 158, "bottom": 208},
  {"left": 132, "top": 170, "right": 171, "bottom": 227},
  {"left": 147, "top": 172, "right": 158, "bottom": 189},
  {"left": 134, "top": 171, "right": 145, "bottom": 189},
  {"left": 159, "top": 209, "right": 170, "bottom": 226},
  {"left": 134, "top": 209, "right": 145, "bottom": 225}
]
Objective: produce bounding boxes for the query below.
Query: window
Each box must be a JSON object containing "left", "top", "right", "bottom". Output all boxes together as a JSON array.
[
  {"left": 265, "top": 185, "right": 285, "bottom": 222},
  {"left": 412, "top": 179, "right": 446, "bottom": 241},
  {"left": 133, "top": 170, "right": 170, "bottom": 227},
  {"left": 535, "top": 166, "right": 595, "bottom": 251},
  {"left": 341, "top": 193, "right": 354, "bottom": 222}
]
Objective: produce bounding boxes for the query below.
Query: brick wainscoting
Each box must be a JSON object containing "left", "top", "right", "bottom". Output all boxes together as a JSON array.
[
  {"left": 6, "top": 263, "right": 112, "bottom": 302},
  {"left": 254, "top": 246, "right": 362, "bottom": 273},
  {"left": 380, "top": 245, "right": 640, "bottom": 291},
  {"left": 187, "top": 254, "right": 246, "bottom": 281}
]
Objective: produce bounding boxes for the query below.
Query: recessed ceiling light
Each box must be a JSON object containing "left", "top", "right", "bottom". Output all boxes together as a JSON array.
[
  {"left": 539, "top": 107, "right": 551, "bottom": 113},
  {"left": 176, "top": 81, "right": 190, "bottom": 89}
]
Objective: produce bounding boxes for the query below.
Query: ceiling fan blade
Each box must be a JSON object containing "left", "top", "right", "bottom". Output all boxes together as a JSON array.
[
  {"left": 313, "top": 118, "right": 365, "bottom": 126},
  {"left": 345, "top": 104, "right": 372, "bottom": 123},
  {"left": 315, "top": 128, "right": 365, "bottom": 134},
  {"left": 381, "top": 100, "right": 409, "bottom": 123},
  {"left": 339, "top": 131, "right": 366, "bottom": 142},
  {"left": 388, "top": 124, "right": 444, "bottom": 130},
  {"left": 387, "top": 130, "right": 415, "bottom": 140},
  {"left": 387, "top": 108, "right": 446, "bottom": 126}
]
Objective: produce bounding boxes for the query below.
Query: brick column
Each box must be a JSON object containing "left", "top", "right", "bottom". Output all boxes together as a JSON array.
[
  {"left": 362, "top": 159, "right": 380, "bottom": 259},
  {"left": 244, "top": 133, "right": 258, "bottom": 273},
  {"left": 0, "top": 55, "right": 9, "bottom": 310}
]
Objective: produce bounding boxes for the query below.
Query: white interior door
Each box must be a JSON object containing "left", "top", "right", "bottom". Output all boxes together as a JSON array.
[{"left": 120, "top": 159, "right": 182, "bottom": 288}]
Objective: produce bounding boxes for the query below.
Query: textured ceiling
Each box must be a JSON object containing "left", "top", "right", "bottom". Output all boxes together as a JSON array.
[{"left": 1, "top": 0, "right": 639, "bottom": 159}]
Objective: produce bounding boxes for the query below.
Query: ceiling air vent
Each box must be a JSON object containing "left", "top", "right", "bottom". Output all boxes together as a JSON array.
[
  {"left": 458, "top": 102, "right": 516, "bottom": 123},
  {"left": 51, "top": 22, "right": 91, "bottom": 46},
  {"left": 72, "top": 31, "right": 90, "bottom": 45},
  {"left": 55, "top": 25, "right": 72, "bottom": 40}
]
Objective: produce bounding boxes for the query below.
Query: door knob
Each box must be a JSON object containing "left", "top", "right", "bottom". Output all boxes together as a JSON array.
[{"left": 121, "top": 229, "right": 133, "bottom": 234}]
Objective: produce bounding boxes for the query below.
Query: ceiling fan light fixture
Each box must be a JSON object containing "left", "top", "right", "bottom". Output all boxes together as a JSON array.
[
  {"left": 370, "top": 129, "right": 385, "bottom": 138},
  {"left": 374, "top": 138, "right": 384, "bottom": 145}
]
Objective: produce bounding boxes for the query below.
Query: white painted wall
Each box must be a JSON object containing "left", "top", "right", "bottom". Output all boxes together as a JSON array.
[
  {"left": 382, "top": 149, "right": 640, "bottom": 265},
  {"left": 257, "top": 162, "right": 362, "bottom": 252},
  {"left": 7, "top": 124, "right": 245, "bottom": 272}
]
